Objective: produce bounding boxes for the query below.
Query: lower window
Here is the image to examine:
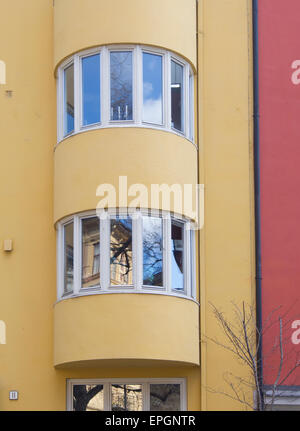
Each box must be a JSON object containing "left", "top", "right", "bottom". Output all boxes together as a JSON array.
[{"left": 67, "top": 378, "right": 186, "bottom": 411}]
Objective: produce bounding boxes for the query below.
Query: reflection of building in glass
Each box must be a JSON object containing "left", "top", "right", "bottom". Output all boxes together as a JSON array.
[
  {"left": 111, "top": 385, "right": 142, "bottom": 411},
  {"left": 82, "top": 217, "right": 100, "bottom": 288},
  {"left": 110, "top": 219, "right": 133, "bottom": 285}
]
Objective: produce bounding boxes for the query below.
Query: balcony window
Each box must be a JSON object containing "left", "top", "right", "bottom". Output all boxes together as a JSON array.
[
  {"left": 110, "top": 217, "right": 133, "bottom": 285},
  {"left": 142, "top": 52, "right": 163, "bottom": 124},
  {"left": 67, "top": 379, "right": 186, "bottom": 411},
  {"left": 171, "top": 220, "right": 184, "bottom": 292},
  {"left": 57, "top": 210, "right": 196, "bottom": 301},
  {"left": 171, "top": 60, "right": 184, "bottom": 132},
  {"left": 110, "top": 51, "right": 133, "bottom": 121},
  {"left": 143, "top": 216, "right": 163, "bottom": 287},
  {"left": 82, "top": 53, "right": 101, "bottom": 126},
  {"left": 63, "top": 63, "right": 74, "bottom": 135},
  {"left": 57, "top": 45, "right": 194, "bottom": 142},
  {"left": 81, "top": 217, "right": 100, "bottom": 289},
  {"left": 63, "top": 221, "right": 74, "bottom": 295}
]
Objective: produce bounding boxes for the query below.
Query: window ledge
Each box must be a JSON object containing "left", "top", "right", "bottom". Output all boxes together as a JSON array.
[{"left": 54, "top": 289, "right": 199, "bottom": 307}]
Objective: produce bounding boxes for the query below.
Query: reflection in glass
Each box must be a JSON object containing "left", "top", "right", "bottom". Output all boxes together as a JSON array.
[
  {"left": 171, "top": 221, "right": 184, "bottom": 291},
  {"left": 110, "top": 51, "right": 133, "bottom": 121},
  {"left": 82, "top": 54, "right": 100, "bottom": 126},
  {"left": 189, "top": 72, "right": 194, "bottom": 140},
  {"left": 64, "top": 63, "right": 74, "bottom": 135},
  {"left": 73, "top": 385, "right": 104, "bottom": 411},
  {"left": 143, "top": 217, "right": 163, "bottom": 286},
  {"left": 142, "top": 53, "right": 163, "bottom": 124},
  {"left": 110, "top": 218, "right": 132, "bottom": 285},
  {"left": 111, "top": 385, "right": 142, "bottom": 411},
  {"left": 150, "top": 384, "right": 180, "bottom": 411},
  {"left": 64, "top": 222, "right": 74, "bottom": 294},
  {"left": 82, "top": 217, "right": 100, "bottom": 288},
  {"left": 171, "top": 60, "right": 183, "bottom": 132}
]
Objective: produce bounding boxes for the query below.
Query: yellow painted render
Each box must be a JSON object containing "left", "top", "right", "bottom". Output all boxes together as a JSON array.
[
  {"left": 54, "top": 128, "right": 198, "bottom": 222},
  {"left": 0, "top": 0, "right": 57, "bottom": 411},
  {"left": 54, "top": 294, "right": 199, "bottom": 367},
  {"left": 54, "top": 0, "right": 197, "bottom": 70},
  {"left": 198, "top": 0, "right": 255, "bottom": 410},
  {"left": 0, "top": 0, "right": 255, "bottom": 412}
]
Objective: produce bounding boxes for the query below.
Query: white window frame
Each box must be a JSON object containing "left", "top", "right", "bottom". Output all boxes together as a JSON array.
[
  {"left": 56, "top": 209, "right": 197, "bottom": 303},
  {"left": 56, "top": 45, "right": 195, "bottom": 144},
  {"left": 66, "top": 378, "right": 187, "bottom": 411},
  {"left": 79, "top": 49, "right": 102, "bottom": 129},
  {"left": 170, "top": 56, "right": 186, "bottom": 136},
  {"left": 141, "top": 47, "right": 165, "bottom": 127}
]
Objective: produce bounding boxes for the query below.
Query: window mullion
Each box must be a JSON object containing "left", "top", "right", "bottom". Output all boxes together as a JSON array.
[
  {"left": 74, "top": 55, "right": 80, "bottom": 133},
  {"left": 184, "top": 64, "right": 189, "bottom": 137},
  {"left": 189, "top": 69, "right": 194, "bottom": 141},
  {"left": 135, "top": 46, "right": 142, "bottom": 125},
  {"left": 190, "top": 229, "right": 196, "bottom": 299},
  {"left": 57, "top": 225, "right": 64, "bottom": 300},
  {"left": 101, "top": 47, "right": 109, "bottom": 126},
  {"left": 73, "top": 215, "right": 81, "bottom": 295},
  {"left": 104, "top": 383, "right": 111, "bottom": 411},
  {"left": 144, "top": 382, "right": 149, "bottom": 411},
  {"left": 100, "top": 211, "right": 110, "bottom": 289},
  {"left": 133, "top": 211, "right": 142, "bottom": 290},
  {"left": 163, "top": 215, "right": 171, "bottom": 292},
  {"left": 165, "top": 52, "right": 171, "bottom": 130},
  {"left": 57, "top": 69, "right": 63, "bottom": 142},
  {"left": 185, "top": 222, "right": 191, "bottom": 297}
]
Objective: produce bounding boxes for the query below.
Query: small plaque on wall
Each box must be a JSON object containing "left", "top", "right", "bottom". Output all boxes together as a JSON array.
[{"left": 9, "top": 391, "right": 18, "bottom": 400}]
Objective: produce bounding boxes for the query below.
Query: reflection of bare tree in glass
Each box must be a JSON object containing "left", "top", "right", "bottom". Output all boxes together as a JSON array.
[
  {"left": 110, "top": 52, "right": 132, "bottom": 120},
  {"left": 73, "top": 385, "right": 103, "bottom": 411},
  {"left": 143, "top": 229, "right": 163, "bottom": 286},
  {"left": 73, "top": 384, "right": 180, "bottom": 411},
  {"left": 150, "top": 384, "right": 180, "bottom": 411}
]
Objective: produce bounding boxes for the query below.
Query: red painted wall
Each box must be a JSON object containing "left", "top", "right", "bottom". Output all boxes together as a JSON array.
[{"left": 258, "top": 0, "right": 300, "bottom": 386}]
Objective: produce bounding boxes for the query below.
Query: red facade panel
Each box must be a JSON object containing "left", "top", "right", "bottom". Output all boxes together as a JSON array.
[{"left": 258, "top": 0, "right": 300, "bottom": 386}]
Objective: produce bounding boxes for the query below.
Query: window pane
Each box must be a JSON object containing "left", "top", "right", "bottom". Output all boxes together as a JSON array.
[
  {"left": 143, "top": 217, "right": 163, "bottom": 286},
  {"left": 82, "top": 217, "right": 100, "bottom": 288},
  {"left": 82, "top": 54, "right": 100, "bottom": 126},
  {"left": 171, "top": 60, "right": 184, "bottom": 132},
  {"left": 64, "top": 222, "right": 74, "bottom": 294},
  {"left": 150, "top": 384, "right": 181, "bottom": 411},
  {"left": 64, "top": 64, "right": 74, "bottom": 135},
  {"left": 142, "top": 53, "right": 163, "bottom": 124},
  {"left": 171, "top": 221, "right": 184, "bottom": 291},
  {"left": 111, "top": 385, "right": 142, "bottom": 411},
  {"left": 110, "top": 218, "right": 132, "bottom": 285},
  {"left": 110, "top": 51, "right": 133, "bottom": 121},
  {"left": 189, "top": 72, "right": 194, "bottom": 140},
  {"left": 73, "top": 385, "right": 104, "bottom": 411}
]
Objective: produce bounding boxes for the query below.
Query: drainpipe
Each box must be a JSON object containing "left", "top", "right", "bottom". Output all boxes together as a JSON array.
[{"left": 252, "top": 0, "right": 264, "bottom": 411}]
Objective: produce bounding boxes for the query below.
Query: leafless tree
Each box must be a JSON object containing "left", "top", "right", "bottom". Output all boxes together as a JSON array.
[{"left": 203, "top": 302, "right": 300, "bottom": 411}]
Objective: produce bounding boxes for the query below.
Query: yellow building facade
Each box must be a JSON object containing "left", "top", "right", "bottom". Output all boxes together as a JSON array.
[{"left": 0, "top": 0, "right": 255, "bottom": 410}]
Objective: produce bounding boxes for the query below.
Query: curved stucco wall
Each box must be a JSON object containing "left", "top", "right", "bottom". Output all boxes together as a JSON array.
[
  {"left": 54, "top": 293, "right": 199, "bottom": 367},
  {"left": 54, "top": 128, "right": 197, "bottom": 222},
  {"left": 54, "top": 0, "right": 196, "bottom": 70}
]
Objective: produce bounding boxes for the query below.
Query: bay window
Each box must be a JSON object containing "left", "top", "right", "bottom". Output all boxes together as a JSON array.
[
  {"left": 57, "top": 210, "right": 196, "bottom": 301},
  {"left": 57, "top": 45, "right": 194, "bottom": 142},
  {"left": 67, "top": 378, "right": 186, "bottom": 411}
]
